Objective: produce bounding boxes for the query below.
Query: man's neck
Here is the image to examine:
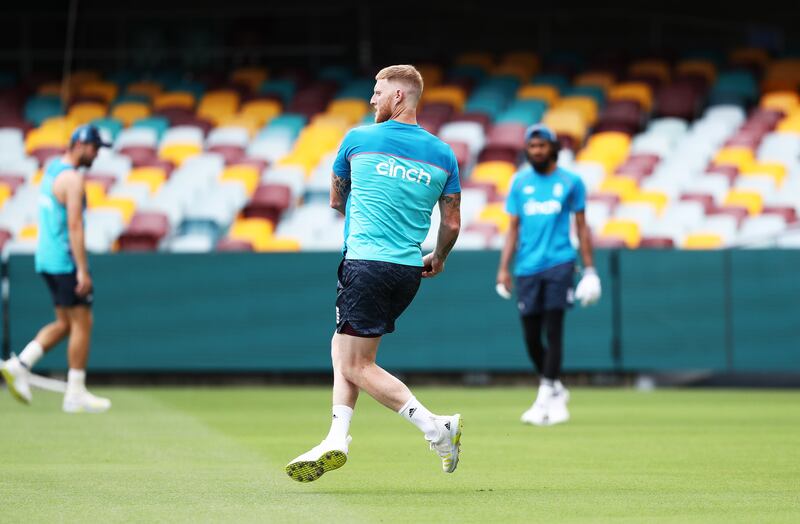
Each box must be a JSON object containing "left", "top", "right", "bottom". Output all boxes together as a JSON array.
[{"left": 390, "top": 105, "right": 417, "bottom": 125}]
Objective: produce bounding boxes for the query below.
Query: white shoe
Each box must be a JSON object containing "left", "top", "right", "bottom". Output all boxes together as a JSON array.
[
  {"left": 285, "top": 435, "right": 352, "bottom": 483},
  {"left": 1, "top": 355, "right": 32, "bottom": 405},
  {"left": 429, "top": 414, "right": 462, "bottom": 473},
  {"left": 62, "top": 390, "right": 111, "bottom": 413},
  {"left": 520, "top": 401, "right": 549, "bottom": 426},
  {"left": 547, "top": 390, "right": 570, "bottom": 426}
]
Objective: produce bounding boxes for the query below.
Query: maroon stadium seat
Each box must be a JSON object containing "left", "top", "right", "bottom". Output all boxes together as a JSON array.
[
  {"left": 234, "top": 157, "right": 269, "bottom": 173},
  {"left": 478, "top": 146, "right": 519, "bottom": 165},
  {"left": 242, "top": 184, "right": 292, "bottom": 224},
  {"left": 30, "top": 147, "right": 66, "bottom": 166},
  {"left": 705, "top": 164, "right": 739, "bottom": 185},
  {"left": 486, "top": 123, "right": 526, "bottom": 150},
  {"left": 419, "top": 102, "right": 455, "bottom": 121},
  {"left": 449, "top": 112, "right": 492, "bottom": 133},
  {"left": 84, "top": 174, "right": 116, "bottom": 192},
  {"left": 217, "top": 238, "right": 254, "bottom": 252},
  {"left": 208, "top": 145, "right": 247, "bottom": 165},
  {"left": 709, "top": 205, "right": 749, "bottom": 226},
  {"left": 654, "top": 83, "right": 700, "bottom": 120},
  {"left": 444, "top": 140, "right": 470, "bottom": 173},
  {"left": 135, "top": 158, "right": 175, "bottom": 178},
  {"left": 0, "top": 229, "right": 11, "bottom": 251},
  {"left": 639, "top": 236, "right": 675, "bottom": 249},
  {"left": 680, "top": 193, "right": 715, "bottom": 214},
  {"left": 119, "top": 146, "right": 157, "bottom": 167},
  {"left": 762, "top": 206, "right": 798, "bottom": 224},
  {"left": 117, "top": 212, "right": 170, "bottom": 252},
  {"left": 592, "top": 236, "right": 627, "bottom": 249},
  {"left": 418, "top": 114, "right": 448, "bottom": 136},
  {"left": 588, "top": 193, "right": 621, "bottom": 210},
  {"left": 0, "top": 175, "right": 26, "bottom": 194}
]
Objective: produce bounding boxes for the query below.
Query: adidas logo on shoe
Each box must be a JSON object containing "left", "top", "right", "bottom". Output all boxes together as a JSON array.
[
  {"left": 408, "top": 407, "right": 416, "bottom": 418},
  {"left": 445, "top": 422, "right": 451, "bottom": 431}
]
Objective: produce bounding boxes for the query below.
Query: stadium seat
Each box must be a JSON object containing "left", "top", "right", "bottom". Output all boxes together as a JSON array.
[
  {"left": 601, "top": 219, "right": 641, "bottom": 248},
  {"left": 117, "top": 211, "right": 170, "bottom": 251}
]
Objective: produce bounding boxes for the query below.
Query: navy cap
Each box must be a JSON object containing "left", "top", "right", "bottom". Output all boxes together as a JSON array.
[
  {"left": 70, "top": 124, "right": 112, "bottom": 148},
  {"left": 524, "top": 123, "right": 557, "bottom": 143}
]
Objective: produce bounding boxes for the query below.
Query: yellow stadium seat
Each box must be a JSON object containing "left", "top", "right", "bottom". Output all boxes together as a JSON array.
[
  {"left": 221, "top": 165, "right": 260, "bottom": 196},
  {"left": 608, "top": 82, "right": 653, "bottom": 112},
  {"left": 760, "top": 91, "right": 800, "bottom": 114},
  {"left": 777, "top": 116, "right": 800, "bottom": 134},
  {"left": 197, "top": 90, "right": 240, "bottom": 124},
  {"left": 239, "top": 99, "right": 282, "bottom": 127},
  {"left": 0, "top": 185, "right": 11, "bottom": 208},
  {"left": 455, "top": 52, "right": 493, "bottom": 71},
  {"left": 683, "top": 233, "right": 724, "bottom": 250},
  {"left": 126, "top": 81, "right": 162, "bottom": 100},
  {"left": 629, "top": 60, "right": 670, "bottom": 83},
  {"left": 310, "top": 114, "right": 351, "bottom": 130},
  {"left": 416, "top": 64, "right": 443, "bottom": 87},
  {"left": 153, "top": 91, "right": 195, "bottom": 111},
  {"left": 159, "top": 143, "right": 202, "bottom": 166},
  {"left": 69, "top": 71, "right": 101, "bottom": 87},
  {"left": 586, "top": 131, "right": 631, "bottom": 157},
  {"left": 95, "top": 197, "right": 136, "bottom": 224},
  {"left": 741, "top": 162, "right": 787, "bottom": 186},
  {"left": 84, "top": 182, "right": 107, "bottom": 208},
  {"left": 68, "top": 102, "right": 107, "bottom": 125},
  {"left": 327, "top": 99, "right": 370, "bottom": 125},
  {"left": 555, "top": 96, "right": 598, "bottom": 126},
  {"left": 277, "top": 153, "right": 318, "bottom": 176},
  {"left": 517, "top": 84, "right": 559, "bottom": 105},
  {"left": 255, "top": 236, "right": 302, "bottom": 253},
  {"left": 79, "top": 81, "right": 119, "bottom": 104},
  {"left": 112, "top": 102, "right": 151, "bottom": 127},
  {"left": 470, "top": 161, "right": 517, "bottom": 194},
  {"left": 601, "top": 219, "right": 641, "bottom": 248},
  {"left": 729, "top": 47, "right": 770, "bottom": 68},
  {"left": 597, "top": 176, "right": 639, "bottom": 199},
  {"left": 229, "top": 218, "right": 274, "bottom": 249},
  {"left": 714, "top": 147, "right": 755, "bottom": 171},
  {"left": 32, "top": 170, "right": 44, "bottom": 186},
  {"left": 724, "top": 190, "right": 763, "bottom": 216},
  {"left": 231, "top": 67, "right": 268, "bottom": 92},
  {"left": 215, "top": 115, "right": 261, "bottom": 137},
  {"left": 20, "top": 224, "right": 38, "bottom": 240},
  {"left": 477, "top": 203, "right": 510, "bottom": 233},
  {"left": 577, "top": 147, "right": 627, "bottom": 176},
  {"left": 422, "top": 86, "right": 466, "bottom": 111},
  {"left": 623, "top": 191, "right": 670, "bottom": 214},
  {"left": 128, "top": 167, "right": 167, "bottom": 194},
  {"left": 501, "top": 51, "right": 540, "bottom": 75},
  {"left": 542, "top": 107, "right": 587, "bottom": 143},
  {"left": 675, "top": 60, "right": 716, "bottom": 84},
  {"left": 574, "top": 72, "right": 616, "bottom": 92}
]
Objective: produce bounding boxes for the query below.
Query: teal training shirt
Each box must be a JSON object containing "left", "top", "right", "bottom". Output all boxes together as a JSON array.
[
  {"left": 332, "top": 120, "right": 461, "bottom": 267},
  {"left": 34, "top": 158, "right": 79, "bottom": 274}
]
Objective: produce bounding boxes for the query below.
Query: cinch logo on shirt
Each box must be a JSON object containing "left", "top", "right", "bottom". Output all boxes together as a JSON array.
[
  {"left": 375, "top": 158, "right": 432, "bottom": 186},
  {"left": 523, "top": 199, "right": 562, "bottom": 216}
]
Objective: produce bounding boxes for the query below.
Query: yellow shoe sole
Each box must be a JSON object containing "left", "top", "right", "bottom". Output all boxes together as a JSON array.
[
  {"left": 285, "top": 449, "right": 347, "bottom": 483},
  {"left": 1, "top": 367, "right": 30, "bottom": 405}
]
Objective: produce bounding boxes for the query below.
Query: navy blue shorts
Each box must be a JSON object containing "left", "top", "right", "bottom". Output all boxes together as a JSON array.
[
  {"left": 516, "top": 262, "right": 575, "bottom": 316},
  {"left": 336, "top": 259, "right": 422, "bottom": 337},
  {"left": 41, "top": 272, "right": 93, "bottom": 308}
]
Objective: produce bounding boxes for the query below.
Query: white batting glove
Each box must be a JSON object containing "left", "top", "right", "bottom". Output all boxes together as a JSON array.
[{"left": 575, "top": 267, "right": 601, "bottom": 307}]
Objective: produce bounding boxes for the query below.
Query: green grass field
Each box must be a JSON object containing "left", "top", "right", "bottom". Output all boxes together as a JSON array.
[{"left": 2, "top": 386, "right": 799, "bottom": 523}]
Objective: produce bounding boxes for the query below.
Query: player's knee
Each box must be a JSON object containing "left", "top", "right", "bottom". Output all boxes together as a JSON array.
[{"left": 55, "top": 320, "right": 71, "bottom": 337}]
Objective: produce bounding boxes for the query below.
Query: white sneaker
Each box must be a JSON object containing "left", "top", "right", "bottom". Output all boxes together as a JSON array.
[
  {"left": 285, "top": 435, "right": 351, "bottom": 483},
  {"left": 547, "top": 390, "right": 570, "bottom": 426},
  {"left": 62, "top": 390, "right": 111, "bottom": 414},
  {"left": 1, "top": 355, "right": 32, "bottom": 405},
  {"left": 520, "top": 401, "right": 549, "bottom": 426},
  {"left": 429, "top": 414, "right": 462, "bottom": 473}
]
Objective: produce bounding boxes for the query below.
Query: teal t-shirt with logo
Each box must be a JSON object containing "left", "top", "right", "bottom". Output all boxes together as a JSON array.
[
  {"left": 505, "top": 166, "right": 586, "bottom": 276},
  {"left": 333, "top": 120, "right": 461, "bottom": 267}
]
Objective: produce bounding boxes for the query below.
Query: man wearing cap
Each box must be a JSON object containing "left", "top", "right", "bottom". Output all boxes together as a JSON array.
[
  {"left": 1, "top": 124, "right": 112, "bottom": 413},
  {"left": 496, "top": 124, "right": 601, "bottom": 426}
]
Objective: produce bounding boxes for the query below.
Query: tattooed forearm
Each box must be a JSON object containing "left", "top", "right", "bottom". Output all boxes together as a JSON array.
[
  {"left": 435, "top": 192, "right": 461, "bottom": 259},
  {"left": 330, "top": 174, "right": 351, "bottom": 215}
]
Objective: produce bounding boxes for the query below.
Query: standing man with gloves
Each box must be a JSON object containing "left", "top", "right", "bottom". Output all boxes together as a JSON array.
[{"left": 496, "top": 124, "right": 601, "bottom": 426}]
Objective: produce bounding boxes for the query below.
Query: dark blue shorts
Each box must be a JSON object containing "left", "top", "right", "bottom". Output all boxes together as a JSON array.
[
  {"left": 516, "top": 262, "right": 575, "bottom": 316},
  {"left": 336, "top": 259, "right": 422, "bottom": 337},
  {"left": 40, "top": 272, "right": 93, "bottom": 308}
]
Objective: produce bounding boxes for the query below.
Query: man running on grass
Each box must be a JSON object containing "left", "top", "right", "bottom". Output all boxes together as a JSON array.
[{"left": 286, "top": 65, "right": 462, "bottom": 482}]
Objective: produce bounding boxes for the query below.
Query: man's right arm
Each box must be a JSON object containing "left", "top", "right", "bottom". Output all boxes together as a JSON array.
[
  {"left": 63, "top": 172, "right": 92, "bottom": 295},
  {"left": 329, "top": 173, "right": 351, "bottom": 216},
  {"left": 422, "top": 192, "right": 461, "bottom": 278}
]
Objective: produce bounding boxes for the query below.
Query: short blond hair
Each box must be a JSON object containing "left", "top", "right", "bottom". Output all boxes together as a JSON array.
[{"left": 375, "top": 65, "right": 424, "bottom": 103}]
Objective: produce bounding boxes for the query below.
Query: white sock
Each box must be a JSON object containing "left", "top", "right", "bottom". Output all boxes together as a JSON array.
[
  {"left": 66, "top": 369, "right": 86, "bottom": 395},
  {"left": 398, "top": 396, "right": 440, "bottom": 441},
  {"left": 325, "top": 405, "right": 353, "bottom": 442},
  {"left": 19, "top": 341, "right": 44, "bottom": 369}
]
